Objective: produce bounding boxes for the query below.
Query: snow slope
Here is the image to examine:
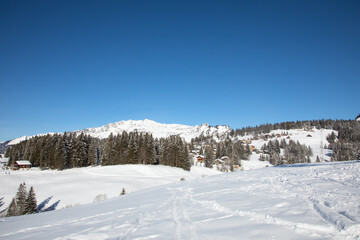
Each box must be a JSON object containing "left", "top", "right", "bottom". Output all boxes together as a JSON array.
[
  {"left": 0, "top": 165, "right": 221, "bottom": 210},
  {"left": 1, "top": 161, "right": 359, "bottom": 240},
  {"left": 7, "top": 133, "right": 55, "bottom": 146},
  {"left": 239, "top": 128, "right": 336, "bottom": 163}
]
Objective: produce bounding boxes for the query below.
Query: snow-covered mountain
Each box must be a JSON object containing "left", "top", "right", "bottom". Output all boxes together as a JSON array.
[
  {"left": 4, "top": 119, "right": 231, "bottom": 146},
  {"left": 73, "top": 119, "right": 231, "bottom": 142}
]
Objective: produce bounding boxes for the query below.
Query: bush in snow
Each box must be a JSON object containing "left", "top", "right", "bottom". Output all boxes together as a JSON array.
[{"left": 93, "top": 194, "right": 108, "bottom": 202}]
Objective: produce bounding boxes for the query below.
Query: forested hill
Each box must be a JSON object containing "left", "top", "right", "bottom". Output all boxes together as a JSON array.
[{"left": 4, "top": 117, "right": 360, "bottom": 171}]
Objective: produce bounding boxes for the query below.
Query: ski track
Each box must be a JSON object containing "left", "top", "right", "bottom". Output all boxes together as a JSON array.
[
  {"left": 263, "top": 165, "right": 360, "bottom": 239},
  {"left": 168, "top": 183, "right": 198, "bottom": 240}
]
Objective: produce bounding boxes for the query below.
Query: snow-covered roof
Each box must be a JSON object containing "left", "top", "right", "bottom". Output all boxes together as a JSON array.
[
  {"left": 16, "top": 160, "right": 32, "bottom": 166},
  {"left": 0, "top": 158, "right": 9, "bottom": 163}
]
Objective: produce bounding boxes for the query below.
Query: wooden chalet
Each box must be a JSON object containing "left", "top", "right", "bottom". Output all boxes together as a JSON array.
[
  {"left": 196, "top": 156, "right": 205, "bottom": 163},
  {"left": 14, "top": 160, "right": 32, "bottom": 170}
]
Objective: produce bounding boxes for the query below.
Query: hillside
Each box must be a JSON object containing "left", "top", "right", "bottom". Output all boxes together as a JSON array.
[
  {"left": 0, "top": 161, "right": 359, "bottom": 240},
  {"left": 237, "top": 128, "right": 335, "bottom": 163}
]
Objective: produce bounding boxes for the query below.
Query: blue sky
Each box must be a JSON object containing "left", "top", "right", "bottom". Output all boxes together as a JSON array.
[{"left": 0, "top": 0, "right": 359, "bottom": 141}]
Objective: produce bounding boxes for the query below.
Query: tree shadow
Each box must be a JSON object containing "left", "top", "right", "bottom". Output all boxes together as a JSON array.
[{"left": 37, "top": 196, "right": 60, "bottom": 213}]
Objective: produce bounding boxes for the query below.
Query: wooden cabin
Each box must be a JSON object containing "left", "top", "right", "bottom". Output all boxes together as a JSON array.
[
  {"left": 196, "top": 156, "right": 205, "bottom": 163},
  {"left": 14, "top": 160, "right": 32, "bottom": 170}
]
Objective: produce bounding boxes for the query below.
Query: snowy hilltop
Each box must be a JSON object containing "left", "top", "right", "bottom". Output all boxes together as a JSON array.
[
  {"left": 5, "top": 119, "right": 231, "bottom": 146},
  {"left": 0, "top": 161, "right": 359, "bottom": 239},
  {"left": 75, "top": 119, "right": 231, "bottom": 142}
]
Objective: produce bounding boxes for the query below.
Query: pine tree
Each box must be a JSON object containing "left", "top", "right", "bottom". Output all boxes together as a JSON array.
[
  {"left": 24, "top": 186, "right": 37, "bottom": 214},
  {"left": 6, "top": 198, "right": 17, "bottom": 217},
  {"left": 146, "top": 134, "right": 156, "bottom": 165},
  {"left": 16, "top": 182, "right": 27, "bottom": 215},
  {"left": 204, "top": 146, "right": 215, "bottom": 168}
]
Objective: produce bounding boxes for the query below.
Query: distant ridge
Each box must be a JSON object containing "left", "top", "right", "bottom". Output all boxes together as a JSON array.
[
  {"left": 6, "top": 119, "right": 232, "bottom": 146},
  {"left": 74, "top": 119, "right": 231, "bottom": 142}
]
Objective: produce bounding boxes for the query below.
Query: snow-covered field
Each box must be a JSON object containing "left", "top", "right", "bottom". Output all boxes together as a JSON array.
[
  {"left": 1, "top": 161, "right": 360, "bottom": 240},
  {"left": 0, "top": 165, "right": 221, "bottom": 210},
  {"left": 239, "top": 128, "right": 335, "bottom": 162}
]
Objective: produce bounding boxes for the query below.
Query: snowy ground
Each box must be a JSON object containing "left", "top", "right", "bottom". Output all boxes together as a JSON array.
[
  {"left": 0, "top": 165, "right": 221, "bottom": 210},
  {"left": 1, "top": 161, "right": 359, "bottom": 240},
  {"left": 238, "top": 128, "right": 335, "bottom": 162}
]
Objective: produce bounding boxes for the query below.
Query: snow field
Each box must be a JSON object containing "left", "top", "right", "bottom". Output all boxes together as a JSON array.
[
  {"left": 0, "top": 165, "right": 221, "bottom": 211},
  {"left": 1, "top": 161, "right": 359, "bottom": 240}
]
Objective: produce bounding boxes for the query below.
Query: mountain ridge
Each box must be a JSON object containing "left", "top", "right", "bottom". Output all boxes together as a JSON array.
[{"left": 6, "top": 119, "right": 231, "bottom": 146}]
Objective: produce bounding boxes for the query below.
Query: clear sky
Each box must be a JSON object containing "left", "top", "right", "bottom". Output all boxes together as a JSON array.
[{"left": 0, "top": 0, "right": 359, "bottom": 141}]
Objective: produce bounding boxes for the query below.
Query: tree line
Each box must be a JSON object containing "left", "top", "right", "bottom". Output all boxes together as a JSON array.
[
  {"left": 260, "top": 139, "right": 313, "bottom": 165},
  {"left": 231, "top": 119, "right": 355, "bottom": 137},
  {"left": 328, "top": 120, "right": 360, "bottom": 161},
  {"left": 5, "top": 131, "right": 191, "bottom": 171}
]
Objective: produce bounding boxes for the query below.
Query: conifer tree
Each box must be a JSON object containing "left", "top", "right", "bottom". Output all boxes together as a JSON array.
[
  {"left": 204, "top": 146, "right": 215, "bottom": 168},
  {"left": 16, "top": 183, "right": 27, "bottom": 215},
  {"left": 6, "top": 198, "right": 17, "bottom": 217},
  {"left": 24, "top": 186, "right": 37, "bottom": 214}
]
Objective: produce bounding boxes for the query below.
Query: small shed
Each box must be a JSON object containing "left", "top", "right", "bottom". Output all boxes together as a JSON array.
[
  {"left": 196, "top": 156, "right": 205, "bottom": 163},
  {"left": 15, "top": 160, "right": 32, "bottom": 169}
]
